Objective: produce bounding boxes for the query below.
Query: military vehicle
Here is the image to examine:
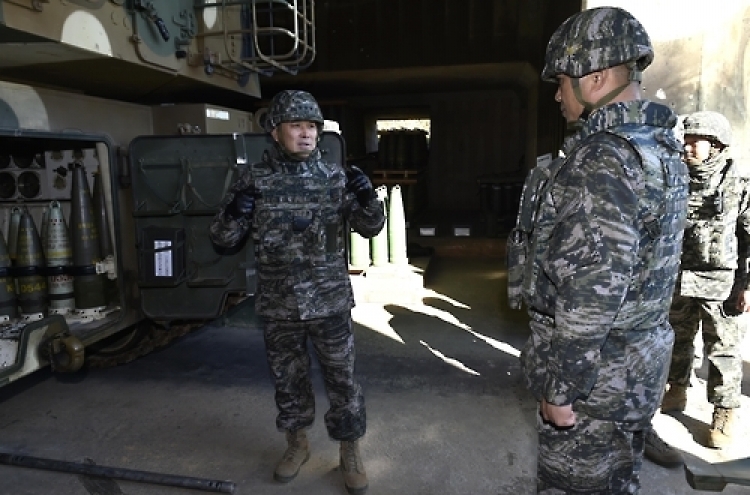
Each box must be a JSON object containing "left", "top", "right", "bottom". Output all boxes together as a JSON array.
[{"left": 0, "top": 0, "right": 321, "bottom": 386}]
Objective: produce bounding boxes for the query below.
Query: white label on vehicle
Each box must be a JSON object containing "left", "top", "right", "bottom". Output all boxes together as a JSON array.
[
  {"left": 206, "top": 108, "right": 230, "bottom": 121},
  {"left": 154, "top": 240, "right": 173, "bottom": 277}
]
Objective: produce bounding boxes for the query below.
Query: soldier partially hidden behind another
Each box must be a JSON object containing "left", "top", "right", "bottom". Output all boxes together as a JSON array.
[
  {"left": 209, "top": 90, "right": 385, "bottom": 494},
  {"left": 508, "top": 6, "right": 689, "bottom": 493},
  {"left": 645, "top": 111, "right": 750, "bottom": 467}
]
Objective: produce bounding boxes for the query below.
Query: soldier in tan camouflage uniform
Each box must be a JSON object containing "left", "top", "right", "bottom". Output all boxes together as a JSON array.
[
  {"left": 509, "top": 7, "right": 689, "bottom": 493},
  {"left": 645, "top": 111, "right": 750, "bottom": 466},
  {"left": 209, "top": 90, "right": 385, "bottom": 495}
]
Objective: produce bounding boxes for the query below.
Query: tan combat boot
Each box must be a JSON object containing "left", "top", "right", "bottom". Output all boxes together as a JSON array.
[
  {"left": 708, "top": 407, "right": 737, "bottom": 449},
  {"left": 661, "top": 384, "right": 688, "bottom": 413},
  {"left": 274, "top": 430, "right": 310, "bottom": 483},
  {"left": 340, "top": 440, "right": 368, "bottom": 495},
  {"left": 644, "top": 428, "right": 683, "bottom": 467}
]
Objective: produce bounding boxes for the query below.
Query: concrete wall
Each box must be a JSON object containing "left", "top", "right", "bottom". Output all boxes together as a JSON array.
[{"left": 586, "top": 0, "right": 750, "bottom": 172}]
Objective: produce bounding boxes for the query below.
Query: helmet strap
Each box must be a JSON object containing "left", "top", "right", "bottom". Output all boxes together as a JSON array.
[
  {"left": 569, "top": 78, "right": 592, "bottom": 128},
  {"left": 592, "top": 83, "right": 630, "bottom": 107},
  {"left": 588, "top": 64, "right": 642, "bottom": 108},
  {"left": 629, "top": 67, "right": 643, "bottom": 83},
  {"left": 570, "top": 72, "right": 635, "bottom": 123}
]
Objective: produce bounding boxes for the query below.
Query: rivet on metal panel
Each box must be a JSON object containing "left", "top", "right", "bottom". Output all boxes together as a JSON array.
[{"left": 32, "top": 0, "right": 49, "bottom": 11}]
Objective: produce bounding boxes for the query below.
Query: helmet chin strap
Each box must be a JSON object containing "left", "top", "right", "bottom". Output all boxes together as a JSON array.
[{"left": 568, "top": 68, "right": 642, "bottom": 129}]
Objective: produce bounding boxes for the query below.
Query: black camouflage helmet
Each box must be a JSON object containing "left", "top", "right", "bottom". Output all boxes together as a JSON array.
[
  {"left": 264, "top": 90, "right": 324, "bottom": 132},
  {"left": 682, "top": 111, "right": 732, "bottom": 147},
  {"left": 541, "top": 7, "right": 653, "bottom": 83}
]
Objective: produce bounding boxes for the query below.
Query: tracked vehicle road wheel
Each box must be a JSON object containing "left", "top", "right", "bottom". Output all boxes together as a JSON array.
[{"left": 84, "top": 319, "right": 204, "bottom": 369}]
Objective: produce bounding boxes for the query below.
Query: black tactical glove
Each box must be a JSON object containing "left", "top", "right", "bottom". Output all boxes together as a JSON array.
[
  {"left": 224, "top": 187, "right": 256, "bottom": 221},
  {"left": 345, "top": 166, "right": 374, "bottom": 207}
]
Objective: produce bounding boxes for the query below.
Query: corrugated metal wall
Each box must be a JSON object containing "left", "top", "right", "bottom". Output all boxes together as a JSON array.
[
  {"left": 315, "top": 0, "right": 530, "bottom": 70},
  {"left": 428, "top": 90, "right": 524, "bottom": 211}
]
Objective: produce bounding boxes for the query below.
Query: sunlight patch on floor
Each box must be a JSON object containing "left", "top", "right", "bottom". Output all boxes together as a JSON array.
[
  {"left": 421, "top": 288, "right": 471, "bottom": 309},
  {"left": 351, "top": 303, "right": 404, "bottom": 343},
  {"left": 420, "top": 340, "right": 480, "bottom": 375},
  {"left": 464, "top": 327, "right": 521, "bottom": 358},
  {"left": 352, "top": 288, "right": 522, "bottom": 362}
]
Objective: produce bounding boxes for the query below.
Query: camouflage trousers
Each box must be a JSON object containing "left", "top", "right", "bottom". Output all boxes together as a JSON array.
[
  {"left": 668, "top": 293, "right": 746, "bottom": 408},
  {"left": 537, "top": 410, "right": 646, "bottom": 494},
  {"left": 263, "top": 312, "right": 366, "bottom": 441}
]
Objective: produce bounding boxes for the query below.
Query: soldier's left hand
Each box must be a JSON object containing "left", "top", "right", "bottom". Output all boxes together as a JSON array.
[{"left": 346, "top": 166, "right": 374, "bottom": 206}]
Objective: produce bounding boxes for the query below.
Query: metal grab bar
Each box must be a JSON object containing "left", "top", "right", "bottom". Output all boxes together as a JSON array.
[{"left": 196, "top": 0, "right": 316, "bottom": 76}]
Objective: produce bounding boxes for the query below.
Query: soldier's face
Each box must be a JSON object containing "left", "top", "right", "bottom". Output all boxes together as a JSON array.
[
  {"left": 273, "top": 121, "right": 319, "bottom": 158},
  {"left": 683, "top": 135, "right": 713, "bottom": 165},
  {"left": 555, "top": 75, "right": 585, "bottom": 123}
]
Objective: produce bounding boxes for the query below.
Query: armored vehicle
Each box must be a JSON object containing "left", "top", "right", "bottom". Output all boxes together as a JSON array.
[{"left": 0, "top": 0, "right": 319, "bottom": 386}]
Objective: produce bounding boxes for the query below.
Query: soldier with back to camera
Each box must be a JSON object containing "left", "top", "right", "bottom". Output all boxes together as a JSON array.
[
  {"left": 645, "top": 111, "right": 750, "bottom": 467},
  {"left": 507, "top": 7, "right": 689, "bottom": 493},
  {"left": 209, "top": 90, "right": 385, "bottom": 495}
]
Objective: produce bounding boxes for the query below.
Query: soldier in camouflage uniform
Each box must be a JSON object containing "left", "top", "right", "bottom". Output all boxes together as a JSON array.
[
  {"left": 644, "top": 111, "right": 750, "bottom": 464},
  {"left": 509, "top": 7, "right": 689, "bottom": 493},
  {"left": 209, "top": 90, "right": 385, "bottom": 495}
]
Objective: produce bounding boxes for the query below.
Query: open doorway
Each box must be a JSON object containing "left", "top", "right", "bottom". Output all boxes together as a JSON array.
[
  {"left": 360, "top": 116, "right": 431, "bottom": 227},
  {"left": 375, "top": 119, "right": 430, "bottom": 171},
  {"left": 377, "top": 119, "right": 431, "bottom": 139}
]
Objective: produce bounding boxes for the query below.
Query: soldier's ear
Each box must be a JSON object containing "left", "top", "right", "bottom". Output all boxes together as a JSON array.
[{"left": 271, "top": 127, "right": 279, "bottom": 142}]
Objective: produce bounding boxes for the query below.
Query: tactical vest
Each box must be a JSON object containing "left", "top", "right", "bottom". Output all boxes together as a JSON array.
[
  {"left": 612, "top": 129, "right": 688, "bottom": 327},
  {"left": 507, "top": 128, "right": 688, "bottom": 322},
  {"left": 682, "top": 160, "right": 743, "bottom": 270},
  {"left": 250, "top": 156, "right": 354, "bottom": 320},
  {"left": 251, "top": 159, "right": 345, "bottom": 268},
  {"left": 506, "top": 157, "right": 564, "bottom": 310}
]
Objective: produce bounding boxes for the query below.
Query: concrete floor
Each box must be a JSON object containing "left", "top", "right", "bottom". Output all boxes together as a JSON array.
[{"left": 0, "top": 243, "right": 749, "bottom": 494}]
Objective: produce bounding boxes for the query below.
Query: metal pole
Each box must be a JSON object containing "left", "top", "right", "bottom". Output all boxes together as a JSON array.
[{"left": 0, "top": 452, "right": 236, "bottom": 494}]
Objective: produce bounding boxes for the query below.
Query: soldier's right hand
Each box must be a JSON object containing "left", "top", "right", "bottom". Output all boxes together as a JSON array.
[
  {"left": 540, "top": 399, "right": 576, "bottom": 428},
  {"left": 225, "top": 187, "right": 256, "bottom": 221}
]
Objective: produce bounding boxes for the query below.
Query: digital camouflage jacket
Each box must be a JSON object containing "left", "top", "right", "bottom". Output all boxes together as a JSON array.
[
  {"left": 679, "top": 151, "right": 750, "bottom": 300},
  {"left": 210, "top": 146, "right": 385, "bottom": 320},
  {"left": 517, "top": 100, "right": 689, "bottom": 424}
]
